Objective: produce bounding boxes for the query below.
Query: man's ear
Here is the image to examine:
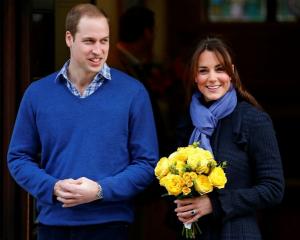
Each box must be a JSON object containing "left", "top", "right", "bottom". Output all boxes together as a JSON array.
[{"left": 65, "top": 31, "right": 74, "bottom": 47}]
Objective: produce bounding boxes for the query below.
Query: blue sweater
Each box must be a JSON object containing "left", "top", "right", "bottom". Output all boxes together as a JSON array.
[{"left": 7, "top": 68, "right": 159, "bottom": 226}]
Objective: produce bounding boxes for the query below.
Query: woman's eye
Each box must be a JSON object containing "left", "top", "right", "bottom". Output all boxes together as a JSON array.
[
  {"left": 216, "top": 66, "right": 225, "bottom": 72},
  {"left": 198, "top": 69, "right": 207, "bottom": 74}
]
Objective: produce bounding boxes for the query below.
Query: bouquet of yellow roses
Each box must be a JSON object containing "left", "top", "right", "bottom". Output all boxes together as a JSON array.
[{"left": 154, "top": 142, "right": 227, "bottom": 239}]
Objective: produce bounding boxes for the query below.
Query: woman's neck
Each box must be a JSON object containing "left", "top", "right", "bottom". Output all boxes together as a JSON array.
[{"left": 199, "top": 96, "right": 215, "bottom": 108}]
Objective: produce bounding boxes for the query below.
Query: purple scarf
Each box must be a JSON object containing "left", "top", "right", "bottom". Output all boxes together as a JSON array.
[{"left": 189, "top": 85, "right": 237, "bottom": 154}]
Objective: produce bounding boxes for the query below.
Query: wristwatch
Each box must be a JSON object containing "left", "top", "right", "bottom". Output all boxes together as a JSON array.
[{"left": 96, "top": 183, "right": 103, "bottom": 200}]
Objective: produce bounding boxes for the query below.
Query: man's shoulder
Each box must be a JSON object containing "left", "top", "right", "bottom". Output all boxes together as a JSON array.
[
  {"left": 24, "top": 72, "right": 59, "bottom": 98},
  {"left": 109, "top": 67, "right": 144, "bottom": 89},
  {"left": 110, "top": 67, "right": 135, "bottom": 80},
  {"left": 36, "top": 71, "right": 59, "bottom": 83},
  {"left": 29, "top": 72, "right": 59, "bottom": 88}
]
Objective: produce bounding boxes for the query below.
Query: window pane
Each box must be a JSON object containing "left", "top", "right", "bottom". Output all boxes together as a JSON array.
[
  {"left": 209, "top": 0, "right": 266, "bottom": 22},
  {"left": 278, "top": 0, "right": 297, "bottom": 22}
]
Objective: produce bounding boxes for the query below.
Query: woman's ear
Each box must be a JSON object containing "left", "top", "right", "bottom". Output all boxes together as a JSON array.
[{"left": 230, "top": 64, "right": 235, "bottom": 81}]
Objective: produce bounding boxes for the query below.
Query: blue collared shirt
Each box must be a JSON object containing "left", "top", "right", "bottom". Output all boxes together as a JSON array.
[{"left": 55, "top": 60, "right": 111, "bottom": 98}]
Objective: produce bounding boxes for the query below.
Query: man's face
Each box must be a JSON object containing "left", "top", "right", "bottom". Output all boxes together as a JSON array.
[{"left": 66, "top": 16, "right": 109, "bottom": 75}]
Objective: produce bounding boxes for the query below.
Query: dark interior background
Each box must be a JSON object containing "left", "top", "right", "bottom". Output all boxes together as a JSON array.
[{"left": 1, "top": 0, "right": 300, "bottom": 239}]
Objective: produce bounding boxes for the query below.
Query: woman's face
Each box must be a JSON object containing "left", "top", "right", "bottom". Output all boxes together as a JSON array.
[{"left": 195, "top": 50, "right": 231, "bottom": 102}]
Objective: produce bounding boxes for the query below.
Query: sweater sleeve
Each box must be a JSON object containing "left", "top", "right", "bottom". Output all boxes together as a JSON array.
[
  {"left": 7, "top": 86, "right": 58, "bottom": 205},
  {"left": 217, "top": 110, "right": 285, "bottom": 221},
  {"left": 99, "top": 86, "right": 159, "bottom": 202}
]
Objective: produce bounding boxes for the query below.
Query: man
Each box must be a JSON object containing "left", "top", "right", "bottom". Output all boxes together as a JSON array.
[
  {"left": 109, "top": 6, "right": 155, "bottom": 81},
  {"left": 108, "top": 6, "right": 171, "bottom": 156},
  {"left": 108, "top": 7, "right": 174, "bottom": 240},
  {"left": 7, "top": 3, "right": 158, "bottom": 240}
]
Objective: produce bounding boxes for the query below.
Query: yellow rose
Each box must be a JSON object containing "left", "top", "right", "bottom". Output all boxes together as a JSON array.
[
  {"left": 182, "top": 186, "right": 192, "bottom": 195},
  {"left": 162, "top": 174, "right": 185, "bottom": 196},
  {"left": 189, "top": 172, "right": 198, "bottom": 180},
  {"left": 187, "top": 148, "right": 215, "bottom": 174},
  {"left": 194, "top": 175, "right": 213, "bottom": 194},
  {"left": 159, "top": 175, "right": 168, "bottom": 187},
  {"left": 186, "top": 153, "right": 201, "bottom": 170},
  {"left": 200, "top": 149, "right": 214, "bottom": 159},
  {"left": 168, "top": 151, "right": 188, "bottom": 162},
  {"left": 208, "top": 159, "right": 217, "bottom": 168},
  {"left": 155, "top": 157, "right": 170, "bottom": 179},
  {"left": 208, "top": 167, "right": 227, "bottom": 189},
  {"left": 178, "top": 145, "right": 196, "bottom": 156},
  {"left": 182, "top": 172, "right": 197, "bottom": 187},
  {"left": 169, "top": 159, "right": 186, "bottom": 176},
  {"left": 196, "top": 159, "right": 217, "bottom": 174},
  {"left": 176, "top": 160, "right": 186, "bottom": 172},
  {"left": 185, "top": 180, "right": 193, "bottom": 188}
]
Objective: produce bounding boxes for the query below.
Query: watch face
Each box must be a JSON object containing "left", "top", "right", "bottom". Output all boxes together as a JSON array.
[{"left": 288, "top": 0, "right": 300, "bottom": 16}]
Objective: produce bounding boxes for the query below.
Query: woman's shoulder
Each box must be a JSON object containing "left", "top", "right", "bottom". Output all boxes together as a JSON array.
[
  {"left": 235, "top": 101, "right": 272, "bottom": 124},
  {"left": 235, "top": 101, "right": 261, "bottom": 114}
]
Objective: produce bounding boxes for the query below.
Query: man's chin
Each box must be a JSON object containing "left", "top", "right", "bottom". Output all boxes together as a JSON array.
[{"left": 88, "top": 65, "right": 103, "bottom": 73}]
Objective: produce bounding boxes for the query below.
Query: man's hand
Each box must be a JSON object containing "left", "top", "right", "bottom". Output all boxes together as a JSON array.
[{"left": 54, "top": 177, "right": 100, "bottom": 207}]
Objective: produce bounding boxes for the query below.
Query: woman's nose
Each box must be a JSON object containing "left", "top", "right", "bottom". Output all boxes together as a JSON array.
[{"left": 207, "top": 71, "right": 217, "bottom": 81}]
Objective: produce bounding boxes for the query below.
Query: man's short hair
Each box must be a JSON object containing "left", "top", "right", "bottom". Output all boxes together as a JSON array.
[{"left": 66, "top": 3, "right": 108, "bottom": 37}]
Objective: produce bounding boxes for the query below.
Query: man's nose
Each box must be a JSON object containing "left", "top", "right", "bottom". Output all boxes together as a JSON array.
[{"left": 92, "top": 43, "right": 102, "bottom": 55}]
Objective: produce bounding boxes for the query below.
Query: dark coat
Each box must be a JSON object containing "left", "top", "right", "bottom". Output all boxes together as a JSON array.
[{"left": 176, "top": 101, "right": 285, "bottom": 240}]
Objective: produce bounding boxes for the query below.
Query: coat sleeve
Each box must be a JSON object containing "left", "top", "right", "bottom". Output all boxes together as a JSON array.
[
  {"left": 99, "top": 86, "right": 159, "bottom": 202},
  {"left": 215, "top": 110, "right": 285, "bottom": 221}
]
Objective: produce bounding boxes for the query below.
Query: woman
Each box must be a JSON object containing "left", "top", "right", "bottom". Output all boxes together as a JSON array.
[{"left": 174, "top": 37, "right": 284, "bottom": 239}]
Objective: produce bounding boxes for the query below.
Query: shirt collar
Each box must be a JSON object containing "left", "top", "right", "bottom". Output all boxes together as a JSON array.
[{"left": 55, "top": 60, "right": 112, "bottom": 83}]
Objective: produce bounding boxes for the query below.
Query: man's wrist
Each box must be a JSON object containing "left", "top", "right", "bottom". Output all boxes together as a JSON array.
[{"left": 96, "top": 183, "right": 103, "bottom": 200}]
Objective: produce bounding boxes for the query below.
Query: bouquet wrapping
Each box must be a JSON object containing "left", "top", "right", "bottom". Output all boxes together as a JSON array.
[{"left": 154, "top": 142, "right": 227, "bottom": 239}]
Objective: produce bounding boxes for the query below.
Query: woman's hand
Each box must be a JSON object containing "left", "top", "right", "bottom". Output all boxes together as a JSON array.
[{"left": 174, "top": 195, "right": 212, "bottom": 224}]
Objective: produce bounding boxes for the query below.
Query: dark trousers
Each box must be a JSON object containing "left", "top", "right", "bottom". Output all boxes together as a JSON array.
[{"left": 37, "top": 222, "right": 129, "bottom": 240}]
